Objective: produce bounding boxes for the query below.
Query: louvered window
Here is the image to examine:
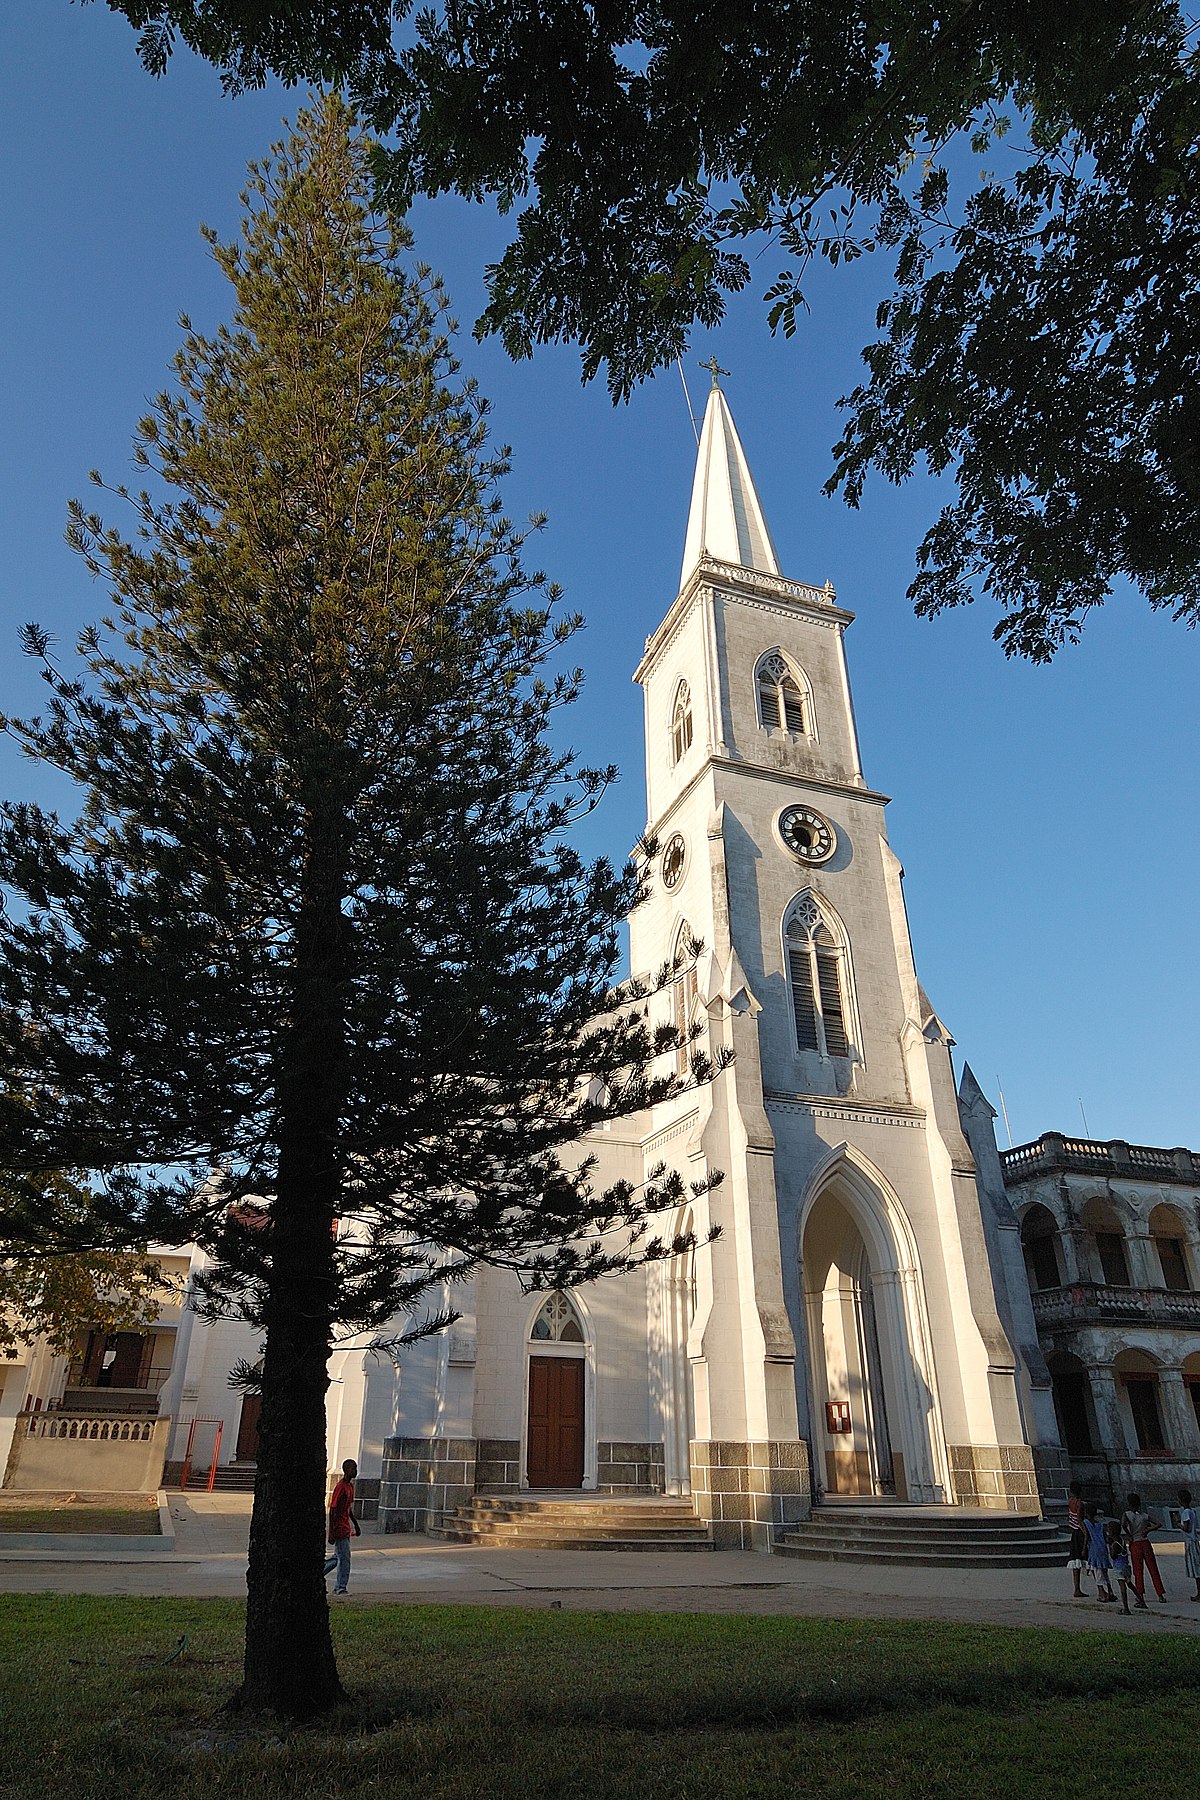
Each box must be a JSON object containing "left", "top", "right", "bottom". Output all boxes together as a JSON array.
[
  {"left": 788, "top": 940, "right": 819, "bottom": 1051},
  {"left": 815, "top": 934, "right": 848, "bottom": 1055},
  {"left": 671, "top": 682, "right": 693, "bottom": 765},
  {"left": 786, "top": 896, "right": 852, "bottom": 1059},
  {"left": 756, "top": 651, "right": 809, "bottom": 736}
]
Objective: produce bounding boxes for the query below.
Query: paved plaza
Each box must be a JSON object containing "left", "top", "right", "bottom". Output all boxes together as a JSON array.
[{"left": 0, "top": 1491, "right": 1197, "bottom": 1637}]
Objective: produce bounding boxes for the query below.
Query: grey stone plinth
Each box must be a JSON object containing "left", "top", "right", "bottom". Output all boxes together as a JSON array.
[
  {"left": 597, "top": 1440, "right": 666, "bottom": 1495},
  {"left": 947, "top": 1443, "right": 1041, "bottom": 1514},
  {"left": 379, "top": 1435, "right": 477, "bottom": 1534},
  {"left": 689, "top": 1439, "right": 811, "bottom": 1551}
]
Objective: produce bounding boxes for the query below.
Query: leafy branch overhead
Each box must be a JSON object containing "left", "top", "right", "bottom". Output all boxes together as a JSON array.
[
  {"left": 0, "top": 1160, "right": 166, "bottom": 1356},
  {"left": 98, "top": 0, "right": 1200, "bottom": 654}
]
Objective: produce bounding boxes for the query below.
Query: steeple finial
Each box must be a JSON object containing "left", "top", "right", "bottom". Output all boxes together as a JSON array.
[{"left": 679, "top": 378, "right": 780, "bottom": 588}]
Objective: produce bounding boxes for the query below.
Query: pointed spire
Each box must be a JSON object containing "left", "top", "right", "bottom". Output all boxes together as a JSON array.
[{"left": 680, "top": 369, "right": 780, "bottom": 589}]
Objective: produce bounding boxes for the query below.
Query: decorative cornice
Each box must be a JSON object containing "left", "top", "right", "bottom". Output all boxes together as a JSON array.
[
  {"left": 706, "top": 757, "right": 887, "bottom": 807},
  {"left": 644, "top": 1110, "right": 702, "bottom": 1156},
  {"left": 764, "top": 1093, "right": 927, "bottom": 1129},
  {"left": 633, "top": 587, "right": 702, "bottom": 686},
  {"left": 635, "top": 558, "right": 853, "bottom": 686},
  {"left": 644, "top": 755, "right": 886, "bottom": 848}
]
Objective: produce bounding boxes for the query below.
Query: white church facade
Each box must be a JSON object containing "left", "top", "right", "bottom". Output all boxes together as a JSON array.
[
  {"left": 366, "top": 377, "right": 1068, "bottom": 1545},
  {"left": 7, "top": 379, "right": 1106, "bottom": 1538}
]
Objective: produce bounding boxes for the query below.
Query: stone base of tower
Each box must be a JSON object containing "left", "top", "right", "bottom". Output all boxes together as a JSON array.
[
  {"left": 689, "top": 1439, "right": 812, "bottom": 1550},
  {"left": 946, "top": 1443, "right": 1041, "bottom": 1514},
  {"left": 1031, "top": 1443, "right": 1072, "bottom": 1517}
]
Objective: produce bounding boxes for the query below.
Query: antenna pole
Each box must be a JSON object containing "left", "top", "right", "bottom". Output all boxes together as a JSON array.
[
  {"left": 1078, "top": 1097, "right": 1092, "bottom": 1140},
  {"left": 676, "top": 357, "right": 700, "bottom": 447},
  {"left": 996, "top": 1078, "right": 1014, "bottom": 1149}
]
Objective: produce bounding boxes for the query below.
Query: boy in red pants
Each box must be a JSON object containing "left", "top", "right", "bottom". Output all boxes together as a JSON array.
[{"left": 1120, "top": 1492, "right": 1166, "bottom": 1608}]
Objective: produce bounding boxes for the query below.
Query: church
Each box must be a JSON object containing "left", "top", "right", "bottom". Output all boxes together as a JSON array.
[
  {"left": 359, "top": 373, "right": 1069, "bottom": 1546},
  {"left": 35, "top": 374, "right": 1200, "bottom": 1542}
]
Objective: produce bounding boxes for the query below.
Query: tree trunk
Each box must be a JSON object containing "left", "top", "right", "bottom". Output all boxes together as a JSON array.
[{"left": 231, "top": 803, "right": 349, "bottom": 1718}]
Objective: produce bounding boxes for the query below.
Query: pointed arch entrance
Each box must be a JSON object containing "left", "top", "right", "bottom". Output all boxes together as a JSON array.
[
  {"left": 800, "top": 1151, "right": 949, "bottom": 1504},
  {"left": 525, "top": 1292, "right": 588, "bottom": 1488}
]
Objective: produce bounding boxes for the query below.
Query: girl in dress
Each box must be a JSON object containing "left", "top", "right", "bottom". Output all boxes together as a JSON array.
[
  {"left": 1105, "top": 1518, "right": 1133, "bottom": 1615},
  {"left": 1083, "top": 1503, "right": 1115, "bottom": 1602},
  {"left": 1178, "top": 1487, "right": 1200, "bottom": 1602}
]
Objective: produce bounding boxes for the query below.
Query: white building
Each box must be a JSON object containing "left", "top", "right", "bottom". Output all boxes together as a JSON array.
[
  {"left": 7, "top": 379, "right": 1087, "bottom": 1538},
  {"left": 368, "top": 376, "right": 1065, "bottom": 1545}
]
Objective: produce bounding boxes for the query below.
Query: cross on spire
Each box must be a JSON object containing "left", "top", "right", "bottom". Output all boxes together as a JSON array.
[{"left": 700, "top": 355, "right": 729, "bottom": 390}]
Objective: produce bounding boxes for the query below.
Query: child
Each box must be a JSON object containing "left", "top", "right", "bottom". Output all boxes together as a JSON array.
[
  {"left": 1066, "top": 1480, "right": 1087, "bottom": 1599},
  {"left": 1083, "top": 1503, "right": 1115, "bottom": 1602},
  {"left": 1177, "top": 1487, "right": 1200, "bottom": 1602},
  {"left": 1120, "top": 1492, "right": 1166, "bottom": 1607},
  {"left": 1106, "top": 1518, "right": 1132, "bottom": 1615}
]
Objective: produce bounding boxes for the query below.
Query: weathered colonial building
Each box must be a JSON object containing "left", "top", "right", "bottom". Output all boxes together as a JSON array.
[{"left": 1001, "top": 1133, "right": 1200, "bottom": 1507}]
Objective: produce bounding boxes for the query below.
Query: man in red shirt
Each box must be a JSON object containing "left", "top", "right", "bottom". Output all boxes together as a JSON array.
[{"left": 323, "top": 1458, "right": 360, "bottom": 1596}]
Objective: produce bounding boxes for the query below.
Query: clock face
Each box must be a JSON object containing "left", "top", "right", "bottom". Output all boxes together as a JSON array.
[
  {"left": 661, "top": 833, "right": 687, "bottom": 890},
  {"left": 778, "top": 805, "right": 836, "bottom": 864}
]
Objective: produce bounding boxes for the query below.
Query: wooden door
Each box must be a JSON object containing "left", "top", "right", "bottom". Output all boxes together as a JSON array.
[
  {"left": 236, "top": 1394, "right": 263, "bottom": 1462},
  {"left": 527, "top": 1356, "right": 585, "bottom": 1488},
  {"left": 110, "top": 1332, "right": 148, "bottom": 1388}
]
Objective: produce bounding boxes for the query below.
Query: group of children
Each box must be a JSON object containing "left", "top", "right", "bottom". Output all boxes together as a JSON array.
[{"left": 1066, "top": 1483, "right": 1200, "bottom": 1613}]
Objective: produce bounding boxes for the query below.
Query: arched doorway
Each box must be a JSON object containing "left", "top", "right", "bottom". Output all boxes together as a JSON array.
[
  {"left": 1047, "top": 1351, "right": 1097, "bottom": 1455},
  {"left": 1019, "top": 1204, "right": 1063, "bottom": 1291},
  {"left": 800, "top": 1156, "right": 948, "bottom": 1505},
  {"left": 525, "top": 1292, "right": 587, "bottom": 1488},
  {"left": 1114, "top": 1348, "right": 1169, "bottom": 1455}
]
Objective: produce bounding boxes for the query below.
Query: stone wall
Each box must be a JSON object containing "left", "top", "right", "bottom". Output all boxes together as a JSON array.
[
  {"left": 597, "top": 1440, "right": 665, "bottom": 1494},
  {"left": 947, "top": 1443, "right": 1040, "bottom": 1513},
  {"left": 1031, "top": 1443, "right": 1072, "bottom": 1515},
  {"left": 475, "top": 1437, "right": 521, "bottom": 1492},
  {"left": 379, "top": 1435, "right": 475, "bottom": 1533},
  {"left": 354, "top": 1475, "right": 380, "bottom": 1523},
  {"left": 689, "top": 1439, "right": 811, "bottom": 1550},
  {"left": 471, "top": 1438, "right": 668, "bottom": 1495},
  {"left": 4, "top": 1414, "right": 170, "bottom": 1492}
]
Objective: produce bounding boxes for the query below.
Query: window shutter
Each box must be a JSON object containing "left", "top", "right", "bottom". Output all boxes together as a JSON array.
[
  {"left": 758, "top": 675, "right": 780, "bottom": 730},
  {"left": 781, "top": 678, "right": 805, "bottom": 733},
  {"left": 788, "top": 944, "right": 819, "bottom": 1050},
  {"left": 815, "top": 944, "right": 848, "bottom": 1056}
]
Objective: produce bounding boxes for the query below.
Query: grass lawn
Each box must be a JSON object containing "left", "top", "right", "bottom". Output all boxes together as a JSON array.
[
  {"left": 0, "top": 1503, "right": 160, "bottom": 1535},
  {"left": 1, "top": 1596, "right": 1197, "bottom": 1799}
]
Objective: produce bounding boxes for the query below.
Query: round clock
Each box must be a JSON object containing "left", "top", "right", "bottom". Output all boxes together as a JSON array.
[
  {"left": 661, "top": 833, "right": 687, "bottom": 890},
  {"left": 778, "top": 805, "right": 836, "bottom": 864}
]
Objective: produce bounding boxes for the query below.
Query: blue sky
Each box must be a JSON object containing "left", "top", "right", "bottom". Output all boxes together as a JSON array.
[{"left": 2, "top": 6, "right": 1197, "bottom": 1152}]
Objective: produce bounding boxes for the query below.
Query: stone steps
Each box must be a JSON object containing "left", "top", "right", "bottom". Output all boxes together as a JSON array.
[
  {"left": 775, "top": 1506, "right": 1069, "bottom": 1569},
  {"left": 430, "top": 1493, "right": 713, "bottom": 1550},
  {"left": 207, "top": 1464, "right": 257, "bottom": 1492}
]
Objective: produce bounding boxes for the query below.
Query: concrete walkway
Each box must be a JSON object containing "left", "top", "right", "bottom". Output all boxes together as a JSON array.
[{"left": 1, "top": 1491, "right": 1197, "bottom": 1638}]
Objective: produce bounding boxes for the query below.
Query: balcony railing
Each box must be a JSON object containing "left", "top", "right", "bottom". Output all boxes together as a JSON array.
[
  {"left": 24, "top": 1412, "right": 158, "bottom": 1444},
  {"left": 1030, "top": 1282, "right": 1200, "bottom": 1328},
  {"left": 1002, "top": 1134, "right": 1200, "bottom": 1185}
]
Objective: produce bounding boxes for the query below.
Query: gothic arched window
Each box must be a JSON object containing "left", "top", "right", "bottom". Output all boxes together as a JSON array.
[
  {"left": 755, "top": 651, "right": 811, "bottom": 737},
  {"left": 785, "top": 893, "right": 852, "bottom": 1059},
  {"left": 670, "top": 680, "right": 694, "bottom": 765},
  {"left": 672, "top": 922, "right": 700, "bottom": 1075},
  {"left": 529, "top": 1291, "right": 585, "bottom": 1343}
]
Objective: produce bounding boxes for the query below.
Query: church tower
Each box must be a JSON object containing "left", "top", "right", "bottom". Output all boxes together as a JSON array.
[{"left": 633, "top": 373, "right": 1058, "bottom": 1542}]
